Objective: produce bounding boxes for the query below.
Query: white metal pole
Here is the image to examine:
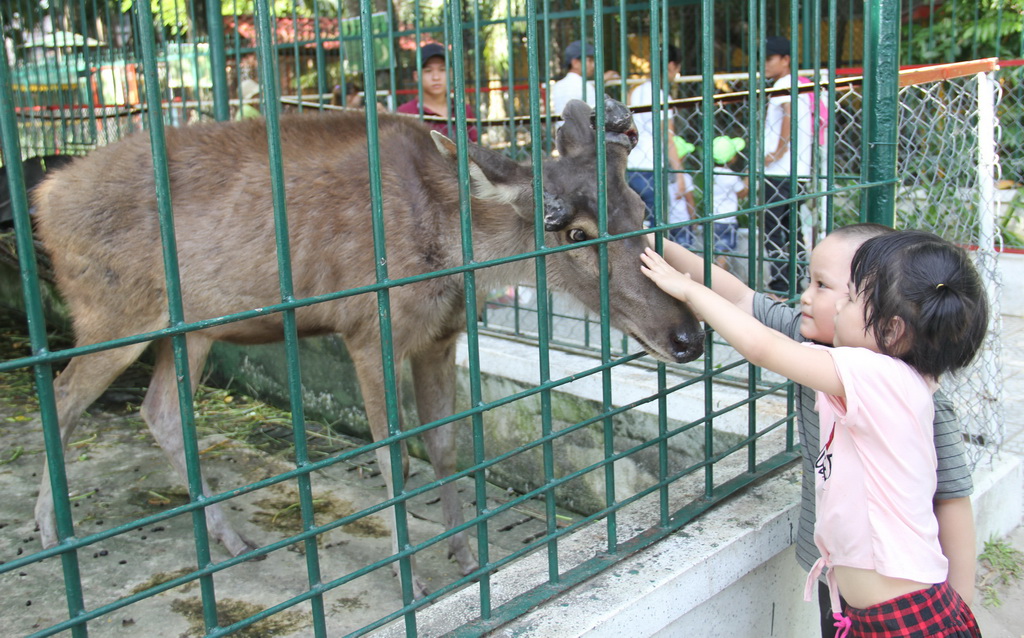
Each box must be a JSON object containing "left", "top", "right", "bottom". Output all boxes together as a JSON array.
[{"left": 975, "top": 70, "right": 1004, "bottom": 462}]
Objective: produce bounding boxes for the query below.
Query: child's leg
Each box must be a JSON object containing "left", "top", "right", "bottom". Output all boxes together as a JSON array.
[
  {"left": 628, "top": 171, "right": 656, "bottom": 227},
  {"left": 669, "top": 222, "right": 697, "bottom": 248},
  {"left": 712, "top": 222, "right": 739, "bottom": 273}
]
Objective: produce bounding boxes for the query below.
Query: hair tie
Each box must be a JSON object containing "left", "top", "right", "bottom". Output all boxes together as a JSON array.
[{"left": 936, "top": 283, "right": 946, "bottom": 291}]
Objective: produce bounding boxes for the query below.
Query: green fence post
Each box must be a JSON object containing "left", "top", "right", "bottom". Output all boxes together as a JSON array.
[
  {"left": 206, "top": 0, "right": 231, "bottom": 121},
  {"left": 0, "top": 27, "right": 89, "bottom": 638},
  {"left": 862, "top": 0, "right": 901, "bottom": 227},
  {"left": 133, "top": 0, "right": 221, "bottom": 631},
  {"left": 251, "top": 0, "right": 328, "bottom": 632}
]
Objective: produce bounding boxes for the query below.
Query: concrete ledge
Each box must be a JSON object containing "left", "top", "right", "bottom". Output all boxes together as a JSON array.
[{"left": 460, "top": 333, "right": 787, "bottom": 438}]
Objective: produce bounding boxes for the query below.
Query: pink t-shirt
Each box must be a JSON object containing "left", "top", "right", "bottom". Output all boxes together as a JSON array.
[{"left": 805, "top": 345, "right": 947, "bottom": 607}]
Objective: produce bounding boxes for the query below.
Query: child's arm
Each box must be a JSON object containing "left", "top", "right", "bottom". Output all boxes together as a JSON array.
[
  {"left": 641, "top": 248, "right": 843, "bottom": 396},
  {"left": 934, "top": 496, "right": 976, "bottom": 604},
  {"left": 683, "top": 189, "right": 697, "bottom": 219},
  {"left": 648, "top": 238, "right": 756, "bottom": 315}
]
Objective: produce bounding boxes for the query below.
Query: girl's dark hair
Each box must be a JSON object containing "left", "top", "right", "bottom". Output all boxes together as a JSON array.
[{"left": 850, "top": 230, "right": 988, "bottom": 377}]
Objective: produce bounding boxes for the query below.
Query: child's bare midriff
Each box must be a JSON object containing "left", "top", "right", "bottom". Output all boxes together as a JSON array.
[{"left": 834, "top": 565, "right": 934, "bottom": 609}]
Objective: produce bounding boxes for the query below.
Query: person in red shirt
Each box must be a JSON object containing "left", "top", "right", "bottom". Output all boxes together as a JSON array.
[{"left": 397, "top": 43, "right": 478, "bottom": 142}]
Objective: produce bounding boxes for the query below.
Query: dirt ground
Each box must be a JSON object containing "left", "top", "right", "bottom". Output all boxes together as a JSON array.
[
  {"left": 973, "top": 522, "right": 1024, "bottom": 638},
  {"left": 0, "top": 394, "right": 564, "bottom": 637}
]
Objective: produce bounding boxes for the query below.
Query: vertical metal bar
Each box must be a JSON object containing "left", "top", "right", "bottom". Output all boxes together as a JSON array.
[
  {"left": 0, "top": 33, "right": 89, "bottom": 638},
  {"left": 357, "top": 0, "right": 417, "bottom": 627},
  {"left": 75, "top": 0, "right": 101, "bottom": 146},
  {"left": 700, "top": 0, "right": 715, "bottom": 497},
  {"left": 134, "top": 0, "right": 220, "bottom": 631},
  {"left": 542, "top": 0, "right": 553, "bottom": 154},
  {"left": 750, "top": 0, "right": 765, "bottom": 293},
  {"left": 206, "top": 0, "right": 230, "bottom": 120},
  {"left": 446, "top": 0, "right": 494, "bottom": 619},
  {"left": 651, "top": 0, "right": 670, "bottom": 528},
  {"left": 385, "top": 1, "right": 398, "bottom": 112},
  {"left": 785, "top": 0, "right": 799, "bottom": 295},
  {"left": 472, "top": 1, "right": 482, "bottom": 143},
  {"left": 289, "top": 0, "right": 301, "bottom": 110},
  {"left": 617, "top": 0, "right": 627, "bottom": 106},
  {"left": 252, "top": 0, "right": 327, "bottom": 634},
  {"left": 862, "top": 0, "right": 901, "bottom": 227},
  {"left": 826, "top": 0, "right": 838, "bottom": 235},
  {"left": 413, "top": 4, "right": 424, "bottom": 117},
  {"left": 524, "top": 0, "right": 559, "bottom": 585},
  {"left": 312, "top": 0, "right": 326, "bottom": 108},
  {"left": 590, "top": 0, "right": 617, "bottom": 556},
  {"left": 649, "top": 2, "right": 664, "bottom": 234},
  {"left": 505, "top": 0, "right": 515, "bottom": 140}
]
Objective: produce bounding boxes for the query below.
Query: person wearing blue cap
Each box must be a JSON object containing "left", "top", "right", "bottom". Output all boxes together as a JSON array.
[
  {"left": 549, "top": 40, "right": 620, "bottom": 123},
  {"left": 397, "top": 42, "right": 478, "bottom": 142}
]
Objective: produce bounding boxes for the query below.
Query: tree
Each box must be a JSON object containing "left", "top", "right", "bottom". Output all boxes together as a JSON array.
[{"left": 903, "top": 0, "right": 1024, "bottom": 63}]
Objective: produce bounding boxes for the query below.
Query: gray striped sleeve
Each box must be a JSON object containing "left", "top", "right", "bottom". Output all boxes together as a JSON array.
[{"left": 933, "top": 390, "right": 974, "bottom": 499}]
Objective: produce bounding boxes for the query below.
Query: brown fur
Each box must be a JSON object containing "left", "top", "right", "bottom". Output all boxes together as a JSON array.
[{"left": 31, "top": 98, "right": 703, "bottom": 596}]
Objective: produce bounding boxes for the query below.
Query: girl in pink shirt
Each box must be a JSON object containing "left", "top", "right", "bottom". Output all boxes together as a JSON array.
[{"left": 640, "top": 230, "right": 987, "bottom": 637}]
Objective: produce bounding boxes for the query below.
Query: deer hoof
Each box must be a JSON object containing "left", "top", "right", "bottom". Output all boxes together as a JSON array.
[
  {"left": 448, "top": 548, "right": 480, "bottom": 577},
  {"left": 221, "top": 533, "right": 261, "bottom": 559}
]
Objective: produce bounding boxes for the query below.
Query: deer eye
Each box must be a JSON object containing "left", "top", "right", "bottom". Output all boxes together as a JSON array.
[{"left": 567, "top": 228, "right": 588, "bottom": 243}]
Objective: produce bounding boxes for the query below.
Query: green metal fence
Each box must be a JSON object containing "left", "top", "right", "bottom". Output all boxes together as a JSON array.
[{"left": 0, "top": 0, "right": 1005, "bottom": 636}]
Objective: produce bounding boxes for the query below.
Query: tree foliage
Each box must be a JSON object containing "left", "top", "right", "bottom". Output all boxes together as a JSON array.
[{"left": 903, "top": 0, "right": 1024, "bottom": 63}]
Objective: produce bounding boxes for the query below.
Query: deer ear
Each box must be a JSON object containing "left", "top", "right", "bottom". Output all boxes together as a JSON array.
[
  {"left": 431, "top": 130, "right": 530, "bottom": 204},
  {"left": 557, "top": 96, "right": 637, "bottom": 165},
  {"left": 556, "top": 100, "right": 597, "bottom": 158},
  {"left": 431, "top": 130, "right": 458, "bottom": 157}
]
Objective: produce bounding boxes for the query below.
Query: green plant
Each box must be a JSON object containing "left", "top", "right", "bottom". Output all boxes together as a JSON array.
[{"left": 977, "top": 535, "right": 1024, "bottom": 607}]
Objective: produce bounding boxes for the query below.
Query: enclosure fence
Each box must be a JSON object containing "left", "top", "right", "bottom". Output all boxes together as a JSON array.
[{"left": 0, "top": 2, "right": 1011, "bottom": 638}]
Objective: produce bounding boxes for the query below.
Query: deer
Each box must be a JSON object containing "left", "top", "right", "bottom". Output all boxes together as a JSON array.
[{"left": 29, "top": 96, "right": 705, "bottom": 597}]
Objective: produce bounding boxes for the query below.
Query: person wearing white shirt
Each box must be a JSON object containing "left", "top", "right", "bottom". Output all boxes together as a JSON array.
[
  {"left": 762, "top": 36, "right": 813, "bottom": 293},
  {"left": 710, "top": 136, "right": 750, "bottom": 272},
  {"left": 550, "top": 40, "right": 619, "bottom": 127},
  {"left": 627, "top": 46, "right": 687, "bottom": 229}
]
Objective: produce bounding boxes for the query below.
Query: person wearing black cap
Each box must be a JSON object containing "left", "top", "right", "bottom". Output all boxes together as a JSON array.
[
  {"left": 397, "top": 42, "right": 478, "bottom": 142},
  {"left": 549, "top": 39, "right": 619, "bottom": 123},
  {"left": 761, "top": 35, "right": 813, "bottom": 293}
]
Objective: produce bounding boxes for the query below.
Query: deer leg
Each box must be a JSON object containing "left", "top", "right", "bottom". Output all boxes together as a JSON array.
[
  {"left": 35, "top": 341, "right": 151, "bottom": 548},
  {"left": 349, "top": 347, "right": 428, "bottom": 599},
  {"left": 139, "top": 336, "right": 255, "bottom": 557},
  {"left": 411, "top": 340, "right": 479, "bottom": 576}
]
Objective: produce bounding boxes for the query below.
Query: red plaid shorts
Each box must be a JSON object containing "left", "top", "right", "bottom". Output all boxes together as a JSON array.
[{"left": 844, "top": 581, "right": 981, "bottom": 637}]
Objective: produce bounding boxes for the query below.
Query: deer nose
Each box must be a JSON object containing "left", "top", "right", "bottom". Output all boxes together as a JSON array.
[{"left": 671, "top": 328, "right": 706, "bottom": 363}]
